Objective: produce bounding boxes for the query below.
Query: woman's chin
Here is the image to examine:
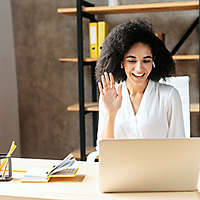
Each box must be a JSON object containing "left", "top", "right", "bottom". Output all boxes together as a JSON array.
[{"left": 128, "top": 76, "right": 148, "bottom": 86}]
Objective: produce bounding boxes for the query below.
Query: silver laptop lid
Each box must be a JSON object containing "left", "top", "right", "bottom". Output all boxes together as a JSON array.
[{"left": 99, "top": 138, "right": 200, "bottom": 192}]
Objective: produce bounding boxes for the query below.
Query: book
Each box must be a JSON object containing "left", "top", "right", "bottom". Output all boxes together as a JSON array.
[{"left": 21, "top": 154, "right": 79, "bottom": 183}]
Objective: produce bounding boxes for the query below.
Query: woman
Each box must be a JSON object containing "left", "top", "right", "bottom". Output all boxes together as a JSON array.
[{"left": 95, "top": 19, "right": 185, "bottom": 144}]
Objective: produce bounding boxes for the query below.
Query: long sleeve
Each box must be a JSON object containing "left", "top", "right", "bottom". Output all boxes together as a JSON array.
[{"left": 167, "top": 88, "right": 185, "bottom": 138}]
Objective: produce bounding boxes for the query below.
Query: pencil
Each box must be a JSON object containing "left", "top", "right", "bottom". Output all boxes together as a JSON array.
[
  {"left": 12, "top": 169, "right": 27, "bottom": 173},
  {"left": 0, "top": 141, "right": 17, "bottom": 171},
  {"left": 2, "top": 160, "right": 8, "bottom": 179}
]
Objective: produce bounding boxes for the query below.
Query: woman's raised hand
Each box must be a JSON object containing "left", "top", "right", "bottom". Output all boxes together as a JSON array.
[{"left": 98, "top": 72, "right": 122, "bottom": 116}]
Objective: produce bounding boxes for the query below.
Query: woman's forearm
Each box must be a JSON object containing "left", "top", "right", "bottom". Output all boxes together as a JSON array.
[{"left": 100, "top": 113, "right": 116, "bottom": 139}]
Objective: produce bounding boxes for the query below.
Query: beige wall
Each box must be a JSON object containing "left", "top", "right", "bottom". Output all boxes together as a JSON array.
[
  {"left": 11, "top": 0, "right": 199, "bottom": 159},
  {"left": 0, "top": 0, "right": 21, "bottom": 156}
]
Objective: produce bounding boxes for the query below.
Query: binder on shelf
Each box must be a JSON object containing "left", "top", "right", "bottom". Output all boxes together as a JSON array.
[
  {"left": 89, "top": 22, "right": 98, "bottom": 58},
  {"left": 98, "top": 21, "right": 109, "bottom": 57}
]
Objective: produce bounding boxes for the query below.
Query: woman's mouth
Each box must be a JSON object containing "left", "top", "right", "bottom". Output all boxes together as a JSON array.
[{"left": 132, "top": 73, "right": 145, "bottom": 78}]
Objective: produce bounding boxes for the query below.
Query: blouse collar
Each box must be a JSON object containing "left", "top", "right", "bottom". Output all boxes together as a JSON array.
[{"left": 121, "top": 80, "right": 155, "bottom": 118}]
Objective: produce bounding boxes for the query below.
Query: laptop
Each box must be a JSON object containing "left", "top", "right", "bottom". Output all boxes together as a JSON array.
[{"left": 99, "top": 138, "right": 200, "bottom": 192}]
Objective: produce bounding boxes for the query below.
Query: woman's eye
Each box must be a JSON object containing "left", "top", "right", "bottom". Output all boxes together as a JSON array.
[
  {"left": 127, "top": 60, "right": 137, "bottom": 63},
  {"left": 143, "top": 60, "right": 151, "bottom": 63}
]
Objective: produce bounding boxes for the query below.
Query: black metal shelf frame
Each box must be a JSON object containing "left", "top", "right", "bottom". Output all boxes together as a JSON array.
[
  {"left": 76, "top": 0, "right": 97, "bottom": 160},
  {"left": 170, "top": 16, "right": 199, "bottom": 136}
]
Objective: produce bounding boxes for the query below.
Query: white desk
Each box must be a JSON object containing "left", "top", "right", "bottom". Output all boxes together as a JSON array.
[{"left": 0, "top": 158, "right": 199, "bottom": 200}]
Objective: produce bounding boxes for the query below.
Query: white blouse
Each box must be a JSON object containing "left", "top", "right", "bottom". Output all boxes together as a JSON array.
[{"left": 97, "top": 80, "right": 185, "bottom": 144}]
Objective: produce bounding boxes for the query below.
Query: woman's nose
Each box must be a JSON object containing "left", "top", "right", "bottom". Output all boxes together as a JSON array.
[{"left": 135, "top": 61, "right": 144, "bottom": 72}]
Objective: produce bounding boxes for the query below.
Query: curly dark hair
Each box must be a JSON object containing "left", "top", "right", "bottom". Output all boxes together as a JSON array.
[{"left": 95, "top": 19, "right": 175, "bottom": 83}]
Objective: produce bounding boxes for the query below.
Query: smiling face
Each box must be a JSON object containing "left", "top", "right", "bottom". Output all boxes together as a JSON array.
[{"left": 123, "top": 42, "right": 153, "bottom": 87}]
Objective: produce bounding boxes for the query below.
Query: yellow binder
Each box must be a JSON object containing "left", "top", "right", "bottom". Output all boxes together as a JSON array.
[
  {"left": 89, "top": 22, "right": 98, "bottom": 58},
  {"left": 98, "top": 21, "right": 109, "bottom": 57}
]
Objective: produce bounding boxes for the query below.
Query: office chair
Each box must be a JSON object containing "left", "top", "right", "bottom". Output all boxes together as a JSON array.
[{"left": 159, "top": 76, "right": 190, "bottom": 138}]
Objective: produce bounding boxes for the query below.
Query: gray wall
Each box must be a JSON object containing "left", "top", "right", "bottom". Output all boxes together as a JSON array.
[
  {"left": 11, "top": 0, "right": 199, "bottom": 159},
  {"left": 0, "top": 0, "right": 20, "bottom": 156}
]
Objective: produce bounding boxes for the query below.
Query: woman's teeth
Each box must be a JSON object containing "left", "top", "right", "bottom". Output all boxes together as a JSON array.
[{"left": 132, "top": 73, "right": 145, "bottom": 77}]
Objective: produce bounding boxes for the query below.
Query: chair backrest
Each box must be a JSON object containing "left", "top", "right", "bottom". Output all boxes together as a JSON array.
[{"left": 159, "top": 76, "right": 190, "bottom": 138}]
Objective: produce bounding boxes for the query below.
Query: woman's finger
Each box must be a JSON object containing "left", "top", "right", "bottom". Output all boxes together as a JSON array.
[
  {"left": 117, "top": 84, "right": 122, "bottom": 98},
  {"left": 101, "top": 74, "right": 108, "bottom": 90},
  {"left": 109, "top": 73, "right": 115, "bottom": 88},
  {"left": 98, "top": 82, "right": 104, "bottom": 95},
  {"left": 104, "top": 72, "right": 110, "bottom": 87}
]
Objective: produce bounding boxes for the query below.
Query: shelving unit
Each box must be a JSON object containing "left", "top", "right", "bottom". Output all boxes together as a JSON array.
[{"left": 58, "top": 0, "right": 199, "bottom": 160}]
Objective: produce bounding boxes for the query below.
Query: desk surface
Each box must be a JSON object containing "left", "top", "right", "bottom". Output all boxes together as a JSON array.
[{"left": 0, "top": 158, "right": 199, "bottom": 200}]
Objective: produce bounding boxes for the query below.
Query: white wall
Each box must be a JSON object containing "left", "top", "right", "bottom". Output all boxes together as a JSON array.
[{"left": 0, "top": 0, "right": 21, "bottom": 156}]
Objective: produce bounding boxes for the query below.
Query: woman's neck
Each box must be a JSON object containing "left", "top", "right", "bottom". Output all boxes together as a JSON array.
[{"left": 126, "top": 79, "right": 149, "bottom": 96}]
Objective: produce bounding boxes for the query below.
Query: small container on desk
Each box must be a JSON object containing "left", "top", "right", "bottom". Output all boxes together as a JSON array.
[{"left": 0, "top": 154, "right": 12, "bottom": 181}]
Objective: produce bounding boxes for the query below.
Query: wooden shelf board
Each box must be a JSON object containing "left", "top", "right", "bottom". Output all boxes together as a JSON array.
[
  {"left": 67, "top": 102, "right": 99, "bottom": 112},
  {"left": 59, "top": 58, "right": 97, "bottom": 62},
  {"left": 59, "top": 55, "right": 199, "bottom": 63},
  {"left": 173, "top": 55, "right": 199, "bottom": 60},
  {"left": 67, "top": 102, "right": 199, "bottom": 112},
  {"left": 190, "top": 103, "right": 200, "bottom": 112},
  {"left": 57, "top": 1, "right": 198, "bottom": 15}
]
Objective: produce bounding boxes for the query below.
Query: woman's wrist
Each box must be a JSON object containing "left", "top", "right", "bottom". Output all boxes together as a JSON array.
[{"left": 106, "top": 111, "right": 118, "bottom": 120}]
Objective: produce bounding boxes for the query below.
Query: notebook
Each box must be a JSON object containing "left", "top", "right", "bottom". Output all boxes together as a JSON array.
[
  {"left": 99, "top": 138, "right": 200, "bottom": 192},
  {"left": 21, "top": 154, "right": 79, "bottom": 183}
]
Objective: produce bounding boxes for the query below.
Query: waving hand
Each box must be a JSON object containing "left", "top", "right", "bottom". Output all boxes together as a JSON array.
[{"left": 98, "top": 72, "right": 122, "bottom": 116}]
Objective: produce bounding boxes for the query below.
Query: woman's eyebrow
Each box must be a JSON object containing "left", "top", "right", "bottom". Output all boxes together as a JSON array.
[
  {"left": 144, "top": 56, "right": 153, "bottom": 59},
  {"left": 126, "top": 55, "right": 136, "bottom": 59},
  {"left": 126, "top": 55, "right": 153, "bottom": 59}
]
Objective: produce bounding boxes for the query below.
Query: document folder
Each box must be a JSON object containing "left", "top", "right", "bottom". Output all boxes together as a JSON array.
[
  {"left": 98, "top": 21, "right": 109, "bottom": 57},
  {"left": 89, "top": 22, "right": 98, "bottom": 58}
]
